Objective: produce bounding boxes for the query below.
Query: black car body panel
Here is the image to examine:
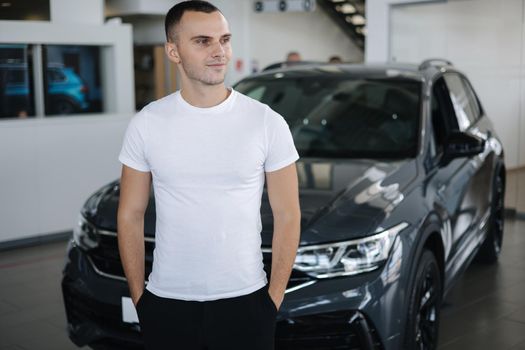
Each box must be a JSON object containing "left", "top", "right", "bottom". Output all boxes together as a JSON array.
[{"left": 62, "top": 61, "right": 505, "bottom": 350}]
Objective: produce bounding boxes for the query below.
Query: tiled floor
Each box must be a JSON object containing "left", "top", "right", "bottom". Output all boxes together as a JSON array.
[
  {"left": 0, "top": 218, "right": 524, "bottom": 350},
  {"left": 438, "top": 217, "right": 525, "bottom": 350}
]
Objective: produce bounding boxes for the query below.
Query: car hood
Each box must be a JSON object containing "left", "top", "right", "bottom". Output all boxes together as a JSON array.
[{"left": 83, "top": 158, "right": 417, "bottom": 246}]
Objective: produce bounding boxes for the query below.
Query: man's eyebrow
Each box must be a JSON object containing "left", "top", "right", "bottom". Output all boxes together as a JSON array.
[
  {"left": 190, "top": 35, "right": 212, "bottom": 41},
  {"left": 190, "top": 33, "right": 232, "bottom": 41}
]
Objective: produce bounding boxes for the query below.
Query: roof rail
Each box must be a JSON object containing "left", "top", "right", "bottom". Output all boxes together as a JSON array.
[
  {"left": 262, "top": 60, "right": 324, "bottom": 72},
  {"left": 419, "top": 58, "right": 453, "bottom": 70}
]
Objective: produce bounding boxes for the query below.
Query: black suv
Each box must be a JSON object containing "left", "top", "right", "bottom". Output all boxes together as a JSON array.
[{"left": 62, "top": 59, "right": 505, "bottom": 350}]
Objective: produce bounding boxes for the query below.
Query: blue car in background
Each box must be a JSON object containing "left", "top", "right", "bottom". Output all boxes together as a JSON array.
[
  {"left": 46, "top": 64, "right": 90, "bottom": 114},
  {"left": 0, "top": 62, "right": 89, "bottom": 117}
]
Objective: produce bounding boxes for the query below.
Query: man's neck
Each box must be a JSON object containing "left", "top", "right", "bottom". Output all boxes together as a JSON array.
[{"left": 180, "top": 83, "right": 230, "bottom": 108}]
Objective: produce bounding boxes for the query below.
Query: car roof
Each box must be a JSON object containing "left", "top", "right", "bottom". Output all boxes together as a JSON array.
[{"left": 248, "top": 59, "right": 459, "bottom": 83}]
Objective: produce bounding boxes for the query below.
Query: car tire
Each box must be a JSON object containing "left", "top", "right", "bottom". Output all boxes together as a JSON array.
[
  {"left": 403, "top": 249, "right": 442, "bottom": 350},
  {"left": 476, "top": 173, "right": 505, "bottom": 263}
]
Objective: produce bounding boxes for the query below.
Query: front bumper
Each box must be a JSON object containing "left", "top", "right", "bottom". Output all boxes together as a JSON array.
[
  {"left": 62, "top": 240, "right": 393, "bottom": 350},
  {"left": 61, "top": 239, "right": 143, "bottom": 349}
]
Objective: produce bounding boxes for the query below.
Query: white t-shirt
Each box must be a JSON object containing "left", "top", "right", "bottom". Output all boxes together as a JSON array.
[{"left": 118, "top": 88, "right": 299, "bottom": 301}]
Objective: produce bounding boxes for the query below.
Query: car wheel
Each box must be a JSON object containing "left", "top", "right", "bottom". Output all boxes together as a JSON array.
[
  {"left": 404, "top": 250, "right": 442, "bottom": 350},
  {"left": 476, "top": 174, "right": 505, "bottom": 263},
  {"left": 54, "top": 99, "right": 76, "bottom": 115}
]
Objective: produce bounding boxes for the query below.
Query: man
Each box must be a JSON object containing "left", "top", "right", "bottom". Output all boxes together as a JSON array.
[
  {"left": 285, "top": 51, "right": 301, "bottom": 63},
  {"left": 328, "top": 55, "right": 343, "bottom": 64},
  {"left": 263, "top": 51, "right": 302, "bottom": 71},
  {"left": 117, "top": 1, "right": 301, "bottom": 349}
]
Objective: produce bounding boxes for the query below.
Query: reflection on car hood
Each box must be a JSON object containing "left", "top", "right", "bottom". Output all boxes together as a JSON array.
[
  {"left": 85, "top": 158, "right": 417, "bottom": 246},
  {"left": 262, "top": 158, "right": 417, "bottom": 245}
]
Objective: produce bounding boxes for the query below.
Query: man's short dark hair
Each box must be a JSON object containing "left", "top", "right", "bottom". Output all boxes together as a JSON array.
[{"left": 165, "top": 1, "right": 221, "bottom": 43}]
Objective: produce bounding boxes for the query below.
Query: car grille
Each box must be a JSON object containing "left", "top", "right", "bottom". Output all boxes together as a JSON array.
[
  {"left": 89, "top": 233, "right": 154, "bottom": 279},
  {"left": 275, "top": 311, "right": 383, "bottom": 350},
  {"left": 62, "top": 278, "right": 144, "bottom": 349},
  {"left": 88, "top": 230, "right": 315, "bottom": 290},
  {"left": 62, "top": 278, "right": 137, "bottom": 333}
]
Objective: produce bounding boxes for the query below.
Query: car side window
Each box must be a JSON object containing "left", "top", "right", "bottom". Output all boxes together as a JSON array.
[
  {"left": 48, "top": 68, "right": 66, "bottom": 83},
  {"left": 461, "top": 77, "right": 481, "bottom": 121},
  {"left": 443, "top": 74, "right": 477, "bottom": 131}
]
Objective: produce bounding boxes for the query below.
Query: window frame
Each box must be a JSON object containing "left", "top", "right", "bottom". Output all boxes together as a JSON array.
[
  {"left": 443, "top": 72, "right": 479, "bottom": 131},
  {"left": 428, "top": 75, "right": 459, "bottom": 166},
  {"left": 1, "top": 43, "right": 105, "bottom": 120},
  {"left": 460, "top": 76, "right": 483, "bottom": 122}
]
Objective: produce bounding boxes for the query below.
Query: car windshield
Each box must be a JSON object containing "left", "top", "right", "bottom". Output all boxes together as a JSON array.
[{"left": 235, "top": 76, "right": 422, "bottom": 159}]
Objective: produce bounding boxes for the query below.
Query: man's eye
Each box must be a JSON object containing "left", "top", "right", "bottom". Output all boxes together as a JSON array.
[
  {"left": 196, "top": 39, "right": 209, "bottom": 45},
  {"left": 221, "top": 37, "right": 231, "bottom": 44}
]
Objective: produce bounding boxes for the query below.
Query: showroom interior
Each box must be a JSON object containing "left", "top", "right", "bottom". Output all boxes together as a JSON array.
[{"left": 1, "top": 0, "right": 525, "bottom": 349}]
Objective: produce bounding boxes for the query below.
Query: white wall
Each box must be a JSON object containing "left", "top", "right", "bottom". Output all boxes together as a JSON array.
[
  {"left": 0, "top": 1, "right": 134, "bottom": 244},
  {"left": 51, "top": 0, "right": 104, "bottom": 25},
  {"left": 248, "top": 7, "right": 364, "bottom": 70},
  {"left": 130, "top": 17, "right": 165, "bottom": 45},
  {"left": 0, "top": 116, "right": 129, "bottom": 243},
  {"left": 365, "top": 0, "right": 442, "bottom": 63},
  {"left": 389, "top": 0, "right": 525, "bottom": 169},
  {"left": 105, "top": 0, "right": 175, "bottom": 17}
]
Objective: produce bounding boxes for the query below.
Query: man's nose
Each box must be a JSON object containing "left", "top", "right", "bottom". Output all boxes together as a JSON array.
[{"left": 211, "top": 41, "right": 226, "bottom": 57}]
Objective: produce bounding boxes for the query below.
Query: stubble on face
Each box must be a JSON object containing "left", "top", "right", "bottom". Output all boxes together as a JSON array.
[
  {"left": 179, "top": 55, "right": 226, "bottom": 86},
  {"left": 175, "top": 11, "right": 232, "bottom": 87}
]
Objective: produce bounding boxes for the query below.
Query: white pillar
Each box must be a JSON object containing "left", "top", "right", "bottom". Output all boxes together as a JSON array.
[{"left": 365, "top": 0, "right": 444, "bottom": 63}]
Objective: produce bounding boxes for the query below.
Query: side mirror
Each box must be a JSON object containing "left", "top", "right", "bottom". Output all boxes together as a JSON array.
[{"left": 444, "top": 131, "right": 485, "bottom": 161}]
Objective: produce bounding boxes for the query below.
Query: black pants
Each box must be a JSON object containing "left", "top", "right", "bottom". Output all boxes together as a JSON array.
[{"left": 136, "top": 284, "right": 277, "bottom": 350}]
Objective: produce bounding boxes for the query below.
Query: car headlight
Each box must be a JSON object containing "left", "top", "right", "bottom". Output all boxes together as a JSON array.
[
  {"left": 73, "top": 214, "right": 99, "bottom": 250},
  {"left": 293, "top": 222, "right": 409, "bottom": 278}
]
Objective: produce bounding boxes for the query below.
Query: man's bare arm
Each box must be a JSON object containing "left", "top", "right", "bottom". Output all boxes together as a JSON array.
[
  {"left": 265, "top": 162, "right": 301, "bottom": 310},
  {"left": 117, "top": 164, "right": 152, "bottom": 306}
]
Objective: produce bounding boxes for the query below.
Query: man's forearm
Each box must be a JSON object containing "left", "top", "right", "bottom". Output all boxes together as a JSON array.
[
  {"left": 117, "top": 215, "right": 146, "bottom": 305},
  {"left": 268, "top": 214, "right": 301, "bottom": 308}
]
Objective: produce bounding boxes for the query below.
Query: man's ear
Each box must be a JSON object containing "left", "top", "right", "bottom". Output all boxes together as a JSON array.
[{"left": 165, "top": 42, "right": 180, "bottom": 64}]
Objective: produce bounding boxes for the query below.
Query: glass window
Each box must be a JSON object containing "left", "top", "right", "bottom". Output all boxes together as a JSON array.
[
  {"left": 443, "top": 74, "right": 476, "bottom": 130},
  {"left": 134, "top": 45, "right": 177, "bottom": 111},
  {"left": 461, "top": 77, "right": 481, "bottom": 121},
  {"left": 245, "top": 86, "right": 266, "bottom": 100},
  {"left": 43, "top": 45, "right": 103, "bottom": 116},
  {"left": 48, "top": 68, "right": 66, "bottom": 83},
  {"left": 0, "top": 0, "right": 50, "bottom": 21},
  {"left": 0, "top": 44, "right": 35, "bottom": 119},
  {"left": 134, "top": 46, "right": 155, "bottom": 111},
  {"left": 236, "top": 77, "right": 421, "bottom": 159},
  {"left": 430, "top": 78, "right": 453, "bottom": 157}
]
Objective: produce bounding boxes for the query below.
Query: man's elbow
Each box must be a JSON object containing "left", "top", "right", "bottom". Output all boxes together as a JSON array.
[
  {"left": 118, "top": 207, "right": 141, "bottom": 220},
  {"left": 273, "top": 208, "right": 301, "bottom": 227},
  {"left": 117, "top": 208, "right": 145, "bottom": 230}
]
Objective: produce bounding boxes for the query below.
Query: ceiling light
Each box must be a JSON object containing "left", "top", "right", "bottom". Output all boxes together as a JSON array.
[
  {"left": 1, "top": 2, "right": 12, "bottom": 7},
  {"left": 356, "top": 26, "right": 367, "bottom": 35},
  {"left": 336, "top": 3, "right": 356, "bottom": 14},
  {"left": 346, "top": 14, "right": 365, "bottom": 26},
  {"left": 331, "top": 0, "right": 346, "bottom": 2}
]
